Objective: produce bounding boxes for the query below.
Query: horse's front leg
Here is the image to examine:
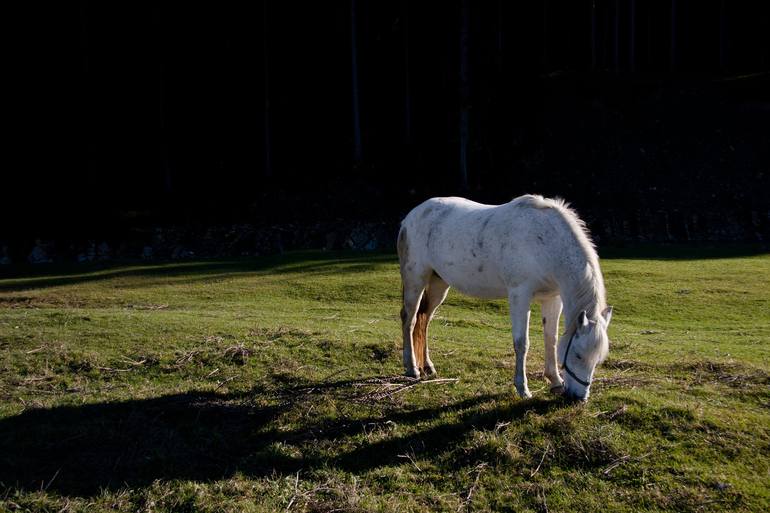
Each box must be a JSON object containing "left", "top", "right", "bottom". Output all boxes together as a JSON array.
[
  {"left": 541, "top": 296, "right": 564, "bottom": 394},
  {"left": 508, "top": 289, "right": 532, "bottom": 399}
]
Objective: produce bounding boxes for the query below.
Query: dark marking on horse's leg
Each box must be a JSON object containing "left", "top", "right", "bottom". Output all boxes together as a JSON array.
[{"left": 542, "top": 317, "right": 546, "bottom": 325}]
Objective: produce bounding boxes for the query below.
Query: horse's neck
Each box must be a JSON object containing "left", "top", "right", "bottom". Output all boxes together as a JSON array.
[{"left": 556, "top": 253, "right": 606, "bottom": 332}]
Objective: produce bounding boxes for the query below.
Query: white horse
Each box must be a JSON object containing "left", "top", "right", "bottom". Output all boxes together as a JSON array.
[{"left": 397, "top": 194, "right": 613, "bottom": 402}]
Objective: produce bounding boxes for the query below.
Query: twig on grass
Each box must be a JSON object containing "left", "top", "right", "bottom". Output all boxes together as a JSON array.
[
  {"left": 460, "top": 463, "right": 487, "bottom": 512},
  {"left": 215, "top": 376, "right": 237, "bottom": 390},
  {"left": 285, "top": 471, "right": 300, "bottom": 511},
  {"left": 602, "top": 451, "right": 653, "bottom": 475},
  {"left": 175, "top": 350, "right": 201, "bottom": 367},
  {"left": 591, "top": 403, "right": 627, "bottom": 419},
  {"left": 223, "top": 343, "right": 254, "bottom": 362},
  {"left": 494, "top": 421, "right": 511, "bottom": 433},
  {"left": 530, "top": 443, "right": 550, "bottom": 477},
  {"left": 127, "top": 303, "right": 169, "bottom": 310},
  {"left": 362, "top": 377, "right": 459, "bottom": 401},
  {"left": 602, "top": 455, "right": 631, "bottom": 475},
  {"left": 119, "top": 356, "right": 147, "bottom": 366},
  {"left": 14, "top": 386, "right": 58, "bottom": 395},
  {"left": 95, "top": 366, "right": 134, "bottom": 373},
  {"left": 397, "top": 447, "right": 422, "bottom": 472}
]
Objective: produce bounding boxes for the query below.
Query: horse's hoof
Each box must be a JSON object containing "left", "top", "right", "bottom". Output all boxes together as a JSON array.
[
  {"left": 550, "top": 385, "right": 565, "bottom": 396},
  {"left": 517, "top": 390, "right": 533, "bottom": 400},
  {"left": 421, "top": 366, "right": 437, "bottom": 378},
  {"left": 405, "top": 368, "right": 420, "bottom": 379}
]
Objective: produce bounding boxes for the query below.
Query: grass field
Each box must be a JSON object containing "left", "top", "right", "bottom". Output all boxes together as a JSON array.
[{"left": 1, "top": 247, "right": 769, "bottom": 512}]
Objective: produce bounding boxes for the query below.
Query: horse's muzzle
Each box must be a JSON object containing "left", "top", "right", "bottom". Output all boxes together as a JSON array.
[{"left": 563, "top": 390, "right": 589, "bottom": 403}]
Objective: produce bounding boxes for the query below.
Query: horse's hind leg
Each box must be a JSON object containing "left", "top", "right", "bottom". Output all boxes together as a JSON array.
[
  {"left": 541, "top": 296, "right": 564, "bottom": 394},
  {"left": 419, "top": 273, "right": 450, "bottom": 377},
  {"left": 401, "top": 279, "right": 428, "bottom": 379},
  {"left": 398, "top": 226, "right": 436, "bottom": 378}
]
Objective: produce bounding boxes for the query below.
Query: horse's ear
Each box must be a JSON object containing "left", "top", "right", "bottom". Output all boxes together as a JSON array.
[
  {"left": 601, "top": 306, "right": 613, "bottom": 326},
  {"left": 577, "top": 310, "right": 589, "bottom": 333}
]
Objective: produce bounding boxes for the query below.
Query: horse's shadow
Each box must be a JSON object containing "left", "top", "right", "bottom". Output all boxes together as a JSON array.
[{"left": 0, "top": 377, "right": 563, "bottom": 497}]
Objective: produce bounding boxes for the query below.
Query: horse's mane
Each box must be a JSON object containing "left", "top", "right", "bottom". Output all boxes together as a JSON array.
[{"left": 514, "top": 194, "right": 607, "bottom": 331}]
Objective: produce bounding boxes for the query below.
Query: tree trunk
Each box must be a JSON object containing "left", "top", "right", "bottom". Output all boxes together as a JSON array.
[
  {"left": 403, "top": 0, "right": 412, "bottom": 145},
  {"left": 497, "top": 0, "right": 503, "bottom": 73},
  {"left": 629, "top": 0, "right": 636, "bottom": 72},
  {"left": 263, "top": 0, "right": 272, "bottom": 177},
  {"left": 761, "top": 8, "right": 768, "bottom": 71},
  {"left": 350, "top": 0, "right": 363, "bottom": 166},
  {"left": 458, "top": 0, "right": 470, "bottom": 190},
  {"left": 719, "top": 0, "right": 728, "bottom": 72},
  {"left": 670, "top": 0, "right": 678, "bottom": 72},
  {"left": 542, "top": 0, "right": 548, "bottom": 72},
  {"left": 591, "top": 0, "right": 597, "bottom": 71},
  {"left": 613, "top": 0, "right": 620, "bottom": 72},
  {"left": 152, "top": 5, "right": 172, "bottom": 194},
  {"left": 602, "top": 1, "right": 610, "bottom": 69},
  {"left": 79, "top": 0, "right": 89, "bottom": 75},
  {"left": 647, "top": 1, "right": 652, "bottom": 68},
  {"left": 79, "top": 1, "right": 90, "bottom": 180}
]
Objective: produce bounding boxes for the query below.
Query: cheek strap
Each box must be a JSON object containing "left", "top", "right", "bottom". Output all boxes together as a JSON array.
[{"left": 560, "top": 330, "right": 592, "bottom": 387}]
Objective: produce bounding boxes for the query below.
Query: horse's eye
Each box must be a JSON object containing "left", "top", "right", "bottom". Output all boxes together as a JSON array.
[{"left": 575, "top": 354, "right": 582, "bottom": 360}]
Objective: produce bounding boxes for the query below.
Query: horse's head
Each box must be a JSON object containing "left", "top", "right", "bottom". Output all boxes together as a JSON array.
[{"left": 558, "top": 306, "right": 613, "bottom": 402}]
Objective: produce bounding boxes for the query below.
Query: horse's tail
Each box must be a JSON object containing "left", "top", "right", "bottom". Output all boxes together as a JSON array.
[
  {"left": 396, "top": 224, "right": 408, "bottom": 267},
  {"left": 411, "top": 291, "right": 430, "bottom": 370}
]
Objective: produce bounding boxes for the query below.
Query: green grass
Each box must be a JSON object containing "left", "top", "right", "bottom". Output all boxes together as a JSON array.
[{"left": 1, "top": 248, "right": 768, "bottom": 512}]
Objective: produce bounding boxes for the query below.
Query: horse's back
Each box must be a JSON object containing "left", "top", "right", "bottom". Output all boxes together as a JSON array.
[{"left": 400, "top": 196, "right": 565, "bottom": 298}]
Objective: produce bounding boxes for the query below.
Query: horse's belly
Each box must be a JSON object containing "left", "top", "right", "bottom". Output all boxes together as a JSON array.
[
  {"left": 451, "top": 282, "right": 509, "bottom": 300},
  {"left": 434, "top": 264, "right": 509, "bottom": 300}
]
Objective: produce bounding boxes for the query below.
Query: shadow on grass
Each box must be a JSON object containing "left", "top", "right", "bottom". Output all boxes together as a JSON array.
[
  {"left": 0, "top": 251, "right": 397, "bottom": 292},
  {"left": 0, "top": 377, "right": 563, "bottom": 497}
]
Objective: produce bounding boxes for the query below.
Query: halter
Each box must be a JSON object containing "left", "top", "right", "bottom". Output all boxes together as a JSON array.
[{"left": 561, "top": 330, "right": 592, "bottom": 387}]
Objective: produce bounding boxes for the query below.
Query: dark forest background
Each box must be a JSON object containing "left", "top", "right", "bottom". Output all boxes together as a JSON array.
[{"left": 5, "top": 0, "right": 770, "bottom": 262}]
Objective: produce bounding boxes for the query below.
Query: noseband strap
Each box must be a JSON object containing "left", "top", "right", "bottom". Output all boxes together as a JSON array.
[{"left": 561, "top": 330, "right": 592, "bottom": 387}]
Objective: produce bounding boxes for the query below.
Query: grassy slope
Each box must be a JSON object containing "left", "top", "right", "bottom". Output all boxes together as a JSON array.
[{"left": 0, "top": 248, "right": 768, "bottom": 512}]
